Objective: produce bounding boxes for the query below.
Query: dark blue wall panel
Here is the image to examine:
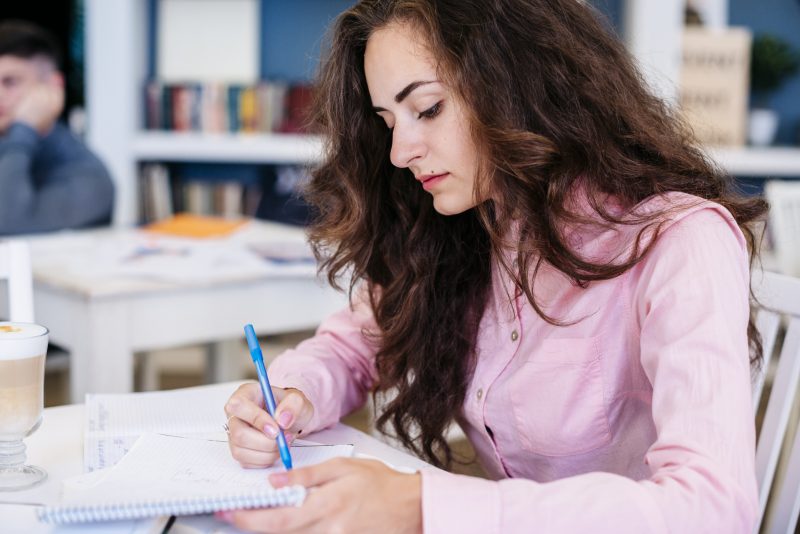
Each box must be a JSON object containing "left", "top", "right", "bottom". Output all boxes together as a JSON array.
[
  {"left": 260, "top": 0, "right": 354, "bottom": 82},
  {"left": 589, "top": 0, "right": 625, "bottom": 36}
]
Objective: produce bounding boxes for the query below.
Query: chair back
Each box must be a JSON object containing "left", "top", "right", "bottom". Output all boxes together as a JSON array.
[
  {"left": 0, "top": 240, "right": 35, "bottom": 322},
  {"left": 752, "top": 270, "right": 800, "bottom": 533},
  {"left": 764, "top": 181, "right": 800, "bottom": 277}
]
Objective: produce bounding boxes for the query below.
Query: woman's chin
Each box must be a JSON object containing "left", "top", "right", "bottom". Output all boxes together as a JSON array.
[{"left": 431, "top": 196, "right": 477, "bottom": 216}]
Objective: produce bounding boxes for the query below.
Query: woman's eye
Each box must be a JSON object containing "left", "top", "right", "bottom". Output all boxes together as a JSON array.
[{"left": 418, "top": 101, "right": 442, "bottom": 120}]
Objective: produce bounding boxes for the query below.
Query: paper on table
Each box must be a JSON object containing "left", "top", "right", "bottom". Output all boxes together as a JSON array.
[
  {"left": 66, "top": 433, "right": 354, "bottom": 506},
  {"left": 84, "top": 383, "right": 242, "bottom": 471},
  {"left": 32, "top": 229, "right": 317, "bottom": 289}
]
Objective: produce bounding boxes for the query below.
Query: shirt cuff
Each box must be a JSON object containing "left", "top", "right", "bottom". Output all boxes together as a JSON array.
[{"left": 421, "top": 467, "right": 501, "bottom": 534}]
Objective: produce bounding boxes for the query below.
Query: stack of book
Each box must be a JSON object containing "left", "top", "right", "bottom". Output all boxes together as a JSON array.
[
  {"left": 144, "top": 81, "right": 314, "bottom": 134},
  {"left": 139, "top": 163, "right": 264, "bottom": 223}
]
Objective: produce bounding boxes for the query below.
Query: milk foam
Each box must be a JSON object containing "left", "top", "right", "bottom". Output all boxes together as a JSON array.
[{"left": 0, "top": 322, "right": 49, "bottom": 360}]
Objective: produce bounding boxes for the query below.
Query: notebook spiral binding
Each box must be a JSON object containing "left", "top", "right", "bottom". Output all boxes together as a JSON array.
[{"left": 37, "top": 485, "right": 307, "bottom": 524}]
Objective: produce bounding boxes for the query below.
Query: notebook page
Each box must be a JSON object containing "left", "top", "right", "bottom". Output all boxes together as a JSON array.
[
  {"left": 85, "top": 383, "right": 244, "bottom": 471},
  {"left": 66, "top": 433, "right": 353, "bottom": 506}
]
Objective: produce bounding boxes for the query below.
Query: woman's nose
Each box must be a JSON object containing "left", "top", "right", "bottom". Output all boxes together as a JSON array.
[{"left": 389, "top": 123, "right": 426, "bottom": 169}]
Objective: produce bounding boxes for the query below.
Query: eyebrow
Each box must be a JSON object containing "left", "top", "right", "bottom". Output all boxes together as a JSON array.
[{"left": 372, "top": 80, "right": 437, "bottom": 112}]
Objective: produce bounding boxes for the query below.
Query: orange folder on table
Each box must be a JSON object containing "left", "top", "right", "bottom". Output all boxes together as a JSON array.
[{"left": 144, "top": 213, "right": 248, "bottom": 238}]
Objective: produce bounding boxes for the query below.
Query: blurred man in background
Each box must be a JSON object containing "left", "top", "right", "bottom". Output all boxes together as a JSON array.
[{"left": 0, "top": 20, "right": 113, "bottom": 235}]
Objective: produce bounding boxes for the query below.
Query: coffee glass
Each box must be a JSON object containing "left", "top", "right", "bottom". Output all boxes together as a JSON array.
[{"left": 0, "top": 322, "right": 48, "bottom": 491}]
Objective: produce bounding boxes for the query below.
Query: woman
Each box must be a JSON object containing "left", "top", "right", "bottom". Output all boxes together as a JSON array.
[{"left": 221, "top": 0, "right": 767, "bottom": 531}]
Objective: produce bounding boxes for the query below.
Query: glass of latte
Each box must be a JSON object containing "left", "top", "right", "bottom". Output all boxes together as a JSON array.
[{"left": 0, "top": 322, "right": 48, "bottom": 491}]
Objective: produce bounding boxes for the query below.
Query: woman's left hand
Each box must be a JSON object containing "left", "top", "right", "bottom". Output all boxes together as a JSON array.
[{"left": 219, "top": 457, "right": 422, "bottom": 533}]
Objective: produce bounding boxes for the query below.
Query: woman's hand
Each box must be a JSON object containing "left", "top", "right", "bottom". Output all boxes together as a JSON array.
[
  {"left": 224, "top": 382, "right": 314, "bottom": 468},
  {"left": 219, "top": 457, "right": 422, "bottom": 534}
]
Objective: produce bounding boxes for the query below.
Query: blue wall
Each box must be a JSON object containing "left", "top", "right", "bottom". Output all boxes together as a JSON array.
[
  {"left": 730, "top": 0, "right": 800, "bottom": 145},
  {"left": 589, "top": 0, "right": 625, "bottom": 36},
  {"left": 260, "top": 0, "right": 354, "bottom": 81}
]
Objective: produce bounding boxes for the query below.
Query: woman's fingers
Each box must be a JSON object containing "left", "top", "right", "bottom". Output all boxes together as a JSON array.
[
  {"left": 231, "top": 382, "right": 266, "bottom": 408},
  {"left": 226, "top": 390, "right": 280, "bottom": 438},
  {"left": 224, "top": 383, "right": 310, "bottom": 468},
  {"left": 229, "top": 443, "right": 279, "bottom": 468},
  {"left": 274, "top": 388, "right": 314, "bottom": 433},
  {"left": 228, "top": 416, "right": 276, "bottom": 451},
  {"left": 225, "top": 384, "right": 281, "bottom": 468},
  {"left": 225, "top": 479, "right": 341, "bottom": 533}
]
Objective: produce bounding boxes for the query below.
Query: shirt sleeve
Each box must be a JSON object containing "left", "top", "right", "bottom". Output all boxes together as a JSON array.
[
  {"left": 420, "top": 207, "right": 759, "bottom": 533},
  {"left": 268, "top": 287, "right": 380, "bottom": 433},
  {"left": 0, "top": 122, "right": 115, "bottom": 234}
]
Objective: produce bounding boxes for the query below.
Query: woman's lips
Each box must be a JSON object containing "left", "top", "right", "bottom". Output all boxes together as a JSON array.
[{"left": 418, "top": 172, "right": 449, "bottom": 191}]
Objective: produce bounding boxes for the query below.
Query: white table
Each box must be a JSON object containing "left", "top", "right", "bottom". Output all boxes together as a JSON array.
[
  {"left": 21, "top": 221, "right": 348, "bottom": 402},
  {"left": 0, "top": 402, "right": 431, "bottom": 533}
]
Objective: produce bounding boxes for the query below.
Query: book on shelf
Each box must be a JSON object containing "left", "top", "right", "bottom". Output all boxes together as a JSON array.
[
  {"left": 139, "top": 163, "right": 265, "bottom": 223},
  {"left": 282, "top": 84, "right": 314, "bottom": 134},
  {"left": 138, "top": 162, "right": 315, "bottom": 226},
  {"left": 139, "top": 163, "right": 173, "bottom": 223},
  {"left": 143, "top": 80, "right": 307, "bottom": 135}
]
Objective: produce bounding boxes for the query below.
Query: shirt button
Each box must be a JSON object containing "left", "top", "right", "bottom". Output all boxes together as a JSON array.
[
  {"left": 476, "top": 388, "right": 483, "bottom": 401},
  {"left": 511, "top": 329, "right": 519, "bottom": 342}
]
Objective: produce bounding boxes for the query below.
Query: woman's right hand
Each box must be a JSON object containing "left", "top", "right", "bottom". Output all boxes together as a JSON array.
[{"left": 224, "top": 382, "right": 314, "bottom": 468}]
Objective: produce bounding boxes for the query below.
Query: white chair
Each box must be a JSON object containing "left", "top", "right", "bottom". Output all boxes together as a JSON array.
[
  {"left": 0, "top": 240, "right": 70, "bottom": 376},
  {"left": 764, "top": 181, "right": 800, "bottom": 278},
  {"left": 752, "top": 270, "right": 800, "bottom": 533},
  {"left": 0, "top": 240, "right": 35, "bottom": 322}
]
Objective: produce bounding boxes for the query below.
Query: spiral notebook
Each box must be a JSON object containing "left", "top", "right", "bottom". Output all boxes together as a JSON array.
[{"left": 38, "top": 433, "right": 354, "bottom": 524}]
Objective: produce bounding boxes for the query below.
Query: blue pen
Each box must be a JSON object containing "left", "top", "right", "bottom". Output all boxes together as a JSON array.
[{"left": 244, "top": 323, "right": 293, "bottom": 470}]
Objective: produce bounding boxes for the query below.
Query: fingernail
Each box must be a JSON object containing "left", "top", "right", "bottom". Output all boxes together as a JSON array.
[
  {"left": 270, "top": 472, "right": 289, "bottom": 487},
  {"left": 264, "top": 424, "right": 278, "bottom": 437},
  {"left": 278, "top": 411, "right": 293, "bottom": 428},
  {"left": 215, "top": 510, "right": 233, "bottom": 522}
]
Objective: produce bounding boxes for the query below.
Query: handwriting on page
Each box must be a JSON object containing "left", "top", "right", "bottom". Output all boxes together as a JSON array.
[
  {"left": 174, "top": 445, "right": 352, "bottom": 487},
  {"left": 65, "top": 433, "right": 354, "bottom": 505},
  {"left": 84, "top": 383, "right": 241, "bottom": 471}
]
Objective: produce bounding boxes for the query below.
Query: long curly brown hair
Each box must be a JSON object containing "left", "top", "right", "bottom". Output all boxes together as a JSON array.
[{"left": 303, "top": 0, "right": 768, "bottom": 469}]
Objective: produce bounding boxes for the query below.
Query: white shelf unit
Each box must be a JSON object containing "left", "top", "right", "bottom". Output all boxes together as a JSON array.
[
  {"left": 132, "top": 132, "right": 324, "bottom": 164},
  {"left": 84, "top": 0, "right": 323, "bottom": 226},
  {"left": 709, "top": 147, "right": 800, "bottom": 177}
]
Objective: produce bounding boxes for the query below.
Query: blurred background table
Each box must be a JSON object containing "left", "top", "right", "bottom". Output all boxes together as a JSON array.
[{"left": 24, "top": 220, "right": 347, "bottom": 403}]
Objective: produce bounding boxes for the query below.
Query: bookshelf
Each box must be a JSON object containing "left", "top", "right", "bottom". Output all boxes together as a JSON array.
[
  {"left": 84, "top": 0, "right": 326, "bottom": 226},
  {"left": 84, "top": 0, "right": 799, "bottom": 227}
]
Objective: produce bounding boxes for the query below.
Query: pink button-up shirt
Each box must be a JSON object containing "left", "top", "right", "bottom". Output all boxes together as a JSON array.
[{"left": 269, "top": 192, "right": 758, "bottom": 533}]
